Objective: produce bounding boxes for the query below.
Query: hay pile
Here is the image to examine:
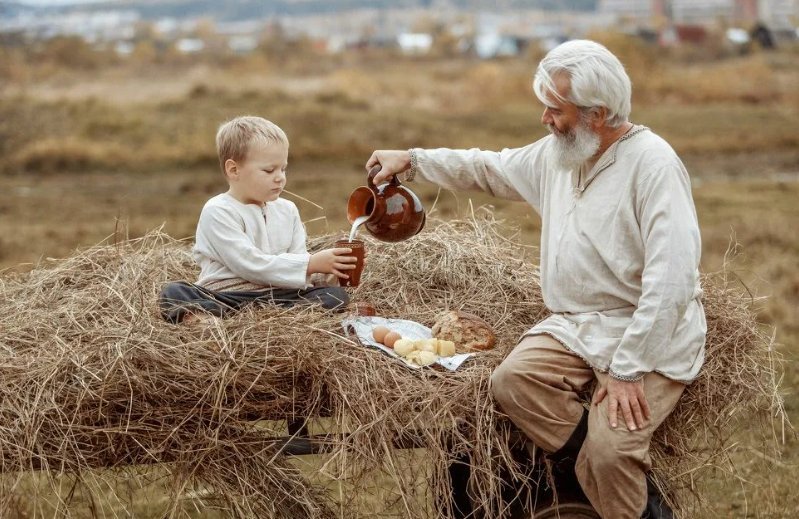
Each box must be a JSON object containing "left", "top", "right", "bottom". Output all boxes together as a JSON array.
[{"left": 0, "top": 212, "right": 784, "bottom": 517}]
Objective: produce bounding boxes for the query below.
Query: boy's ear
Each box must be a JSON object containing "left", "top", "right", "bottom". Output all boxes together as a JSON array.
[{"left": 224, "top": 159, "right": 238, "bottom": 180}]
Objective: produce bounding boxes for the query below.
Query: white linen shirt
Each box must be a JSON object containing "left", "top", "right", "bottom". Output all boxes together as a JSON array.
[
  {"left": 192, "top": 193, "right": 311, "bottom": 291},
  {"left": 411, "top": 125, "right": 706, "bottom": 382}
]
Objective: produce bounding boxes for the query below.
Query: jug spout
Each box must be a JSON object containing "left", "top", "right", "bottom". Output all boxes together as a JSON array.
[
  {"left": 346, "top": 165, "right": 425, "bottom": 242},
  {"left": 347, "top": 186, "right": 383, "bottom": 223}
]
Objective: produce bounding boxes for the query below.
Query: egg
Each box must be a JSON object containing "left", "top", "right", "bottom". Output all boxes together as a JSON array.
[
  {"left": 383, "top": 331, "right": 402, "bottom": 348},
  {"left": 372, "top": 325, "right": 390, "bottom": 343}
]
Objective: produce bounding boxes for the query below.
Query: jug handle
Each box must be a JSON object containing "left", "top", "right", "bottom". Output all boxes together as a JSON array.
[{"left": 367, "top": 165, "right": 401, "bottom": 189}]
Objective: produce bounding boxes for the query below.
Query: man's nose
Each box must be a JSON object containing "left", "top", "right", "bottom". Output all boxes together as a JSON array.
[{"left": 541, "top": 107, "right": 553, "bottom": 125}]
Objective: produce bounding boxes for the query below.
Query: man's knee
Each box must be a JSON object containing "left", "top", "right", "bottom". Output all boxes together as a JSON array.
[
  {"left": 490, "top": 359, "right": 530, "bottom": 410},
  {"left": 580, "top": 427, "right": 649, "bottom": 473}
]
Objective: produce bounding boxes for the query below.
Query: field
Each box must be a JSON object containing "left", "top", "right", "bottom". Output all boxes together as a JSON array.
[{"left": 1, "top": 33, "right": 798, "bottom": 516}]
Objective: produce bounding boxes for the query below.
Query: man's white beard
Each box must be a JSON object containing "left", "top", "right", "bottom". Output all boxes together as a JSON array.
[{"left": 547, "top": 120, "right": 601, "bottom": 171}]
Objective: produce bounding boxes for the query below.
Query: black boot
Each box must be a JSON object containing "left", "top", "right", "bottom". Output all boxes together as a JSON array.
[
  {"left": 546, "top": 409, "right": 589, "bottom": 500},
  {"left": 641, "top": 475, "right": 674, "bottom": 519}
]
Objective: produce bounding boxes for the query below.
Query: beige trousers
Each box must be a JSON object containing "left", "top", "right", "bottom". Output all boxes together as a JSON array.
[{"left": 490, "top": 335, "right": 685, "bottom": 519}]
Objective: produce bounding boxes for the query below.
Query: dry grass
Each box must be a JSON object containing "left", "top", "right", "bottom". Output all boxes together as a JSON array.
[
  {"left": 2, "top": 46, "right": 798, "bottom": 177},
  {"left": 0, "top": 212, "right": 785, "bottom": 517},
  {"left": 1, "top": 38, "right": 797, "bottom": 516}
]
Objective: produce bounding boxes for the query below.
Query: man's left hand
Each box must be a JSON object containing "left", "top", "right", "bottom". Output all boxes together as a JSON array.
[{"left": 592, "top": 377, "right": 651, "bottom": 431}]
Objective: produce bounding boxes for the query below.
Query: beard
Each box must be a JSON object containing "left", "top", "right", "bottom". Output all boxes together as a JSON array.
[{"left": 547, "top": 119, "right": 601, "bottom": 171}]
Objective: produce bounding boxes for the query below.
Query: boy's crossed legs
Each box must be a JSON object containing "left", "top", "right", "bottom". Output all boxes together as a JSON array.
[{"left": 159, "top": 281, "right": 349, "bottom": 324}]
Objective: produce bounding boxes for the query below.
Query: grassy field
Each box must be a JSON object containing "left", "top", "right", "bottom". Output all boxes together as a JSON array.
[{"left": 1, "top": 37, "right": 798, "bottom": 516}]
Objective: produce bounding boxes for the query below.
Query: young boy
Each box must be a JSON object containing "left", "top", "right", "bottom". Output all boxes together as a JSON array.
[{"left": 159, "top": 116, "right": 356, "bottom": 324}]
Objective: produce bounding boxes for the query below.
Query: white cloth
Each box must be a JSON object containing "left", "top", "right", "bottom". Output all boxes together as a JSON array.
[
  {"left": 411, "top": 125, "right": 706, "bottom": 382},
  {"left": 192, "top": 193, "right": 311, "bottom": 291}
]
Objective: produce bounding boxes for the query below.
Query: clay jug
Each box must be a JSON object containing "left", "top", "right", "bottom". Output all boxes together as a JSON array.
[{"left": 347, "top": 165, "right": 426, "bottom": 242}]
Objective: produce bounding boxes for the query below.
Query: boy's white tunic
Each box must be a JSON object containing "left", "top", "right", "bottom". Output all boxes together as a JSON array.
[
  {"left": 193, "top": 193, "right": 311, "bottom": 291},
  {"left": 412, "top": 125, "right": 706, "bottom": 382}
]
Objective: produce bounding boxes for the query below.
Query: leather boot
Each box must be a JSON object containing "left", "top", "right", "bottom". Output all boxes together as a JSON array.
[{"left": 641, "top": 475, "right": 674, "bottom": 519}]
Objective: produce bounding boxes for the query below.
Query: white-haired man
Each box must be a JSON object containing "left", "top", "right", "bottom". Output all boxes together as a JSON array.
[{"left": 366, "top": 40, "right": 705, "bottom": 518}]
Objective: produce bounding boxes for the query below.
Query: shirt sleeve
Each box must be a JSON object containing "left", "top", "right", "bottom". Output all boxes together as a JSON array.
[
  {"left": 288, "top": 203, "right": 309, "bottom": 255},
  {"left": 413, "top": 139, "right": 548, "bottom": 212},
  {"left": 609, "top": 163, "right": 702, "bottom": 380},
  {"left": 198, "top": 204, "right": 311, "bottom": 289}
]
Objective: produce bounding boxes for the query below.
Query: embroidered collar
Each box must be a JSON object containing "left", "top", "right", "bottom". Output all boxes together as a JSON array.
[{"left": 572, "top": 124, "right": 649, "bottom": 197}]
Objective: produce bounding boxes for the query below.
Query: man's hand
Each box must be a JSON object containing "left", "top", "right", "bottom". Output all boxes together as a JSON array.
[
  {"left": 366, "top": 150, "right": 411, "bottom": 185},
  {"left": 592, "top": 377, "right": 651, "bottom": 431},
  {"left": 308, "top": 248, "right": 357, "bottom": 280}
]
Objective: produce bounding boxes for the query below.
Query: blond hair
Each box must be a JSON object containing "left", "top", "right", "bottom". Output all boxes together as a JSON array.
[{"left": 215, "top": 116, "right": 289, "bottom": 174}]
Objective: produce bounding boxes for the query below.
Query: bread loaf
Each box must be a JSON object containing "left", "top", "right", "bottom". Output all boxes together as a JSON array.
[{"left": 431, "top": 311, "right": 496, "bottom": 353}]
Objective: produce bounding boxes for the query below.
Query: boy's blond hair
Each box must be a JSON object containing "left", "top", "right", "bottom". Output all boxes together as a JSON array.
[{"left": 216, "top": 116, "right": 289, "bottom": 174}]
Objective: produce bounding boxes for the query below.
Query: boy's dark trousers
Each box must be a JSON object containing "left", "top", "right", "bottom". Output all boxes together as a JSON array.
[{"left": 159, "top": 281, "right": 349, "bottom": 323}]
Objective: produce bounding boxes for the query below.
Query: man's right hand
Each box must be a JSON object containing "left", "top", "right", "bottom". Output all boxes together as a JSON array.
[{"left": 366, "top": 150, "right": 411, "bottom": 185}]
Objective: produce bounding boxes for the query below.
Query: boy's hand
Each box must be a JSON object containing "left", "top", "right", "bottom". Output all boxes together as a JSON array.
[
  {"left": 366, "top": 150, "right": 411, "bottom": 185},
  {"left": 308, "top": 248, "right": 357, "bottom": 280}
]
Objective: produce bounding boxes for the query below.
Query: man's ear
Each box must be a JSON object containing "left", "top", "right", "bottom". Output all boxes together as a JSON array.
[
  {"left": 224, "top": 159, "right": 238, "bottom": 180},
  {"left": 590, "top": 107, "right": 608, "bottom": 130}
]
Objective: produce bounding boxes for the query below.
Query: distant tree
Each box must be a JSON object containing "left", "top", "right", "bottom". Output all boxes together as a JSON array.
[{"left": 35, "top": 36, "right": 116, "bottom": 70}]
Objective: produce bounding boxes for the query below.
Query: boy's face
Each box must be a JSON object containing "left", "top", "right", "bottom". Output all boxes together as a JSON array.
[{"left": 226, "top": 141, "right": 288, "bottom": 205}]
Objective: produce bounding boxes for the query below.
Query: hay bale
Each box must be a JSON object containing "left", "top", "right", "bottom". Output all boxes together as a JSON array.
[{"left": 0, "top": 212, "right": 784, "bottom": 517}]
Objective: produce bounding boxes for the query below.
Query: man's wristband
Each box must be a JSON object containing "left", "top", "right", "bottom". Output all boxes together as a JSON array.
[{"left": 405, "top": 148, "right": 418, "bottom": 182}]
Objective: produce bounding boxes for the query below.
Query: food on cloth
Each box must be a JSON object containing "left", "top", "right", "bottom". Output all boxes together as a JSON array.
[
  {"left": 389, "top": 337, "right": 459, "bottom": 367},
  {"left": 405, "top": 350, "right": 423, "bottom": 365},
  {"left": 431, "top": 310, "right": 497, "bottom": 352},
  {"left": 365, "top": 321, "right": 465, "bottom": 367},
  {"left": 383, "top": 331, "right": 402, "bottom": 348},
  {"left": 415, "top": 350, "right": 438, "bottom": 366},
  {"left": 415, "top": 339, "right": 437, "bottom": 353},
  {"left": 372, "top": 325, "right": 391, "bottom": 343},
  {"left": 393, "top": 339, "right": 415, "bottom": 356},
  {"left": 405, "top": 350, "right": 438, "bottom": 367},
  {"left": 436, "top": 340, "right": 457, "bottom": 357}
]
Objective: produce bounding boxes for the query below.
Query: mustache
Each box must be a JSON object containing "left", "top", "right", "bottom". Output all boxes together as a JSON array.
[{"left": 546, "top": 124, "right": 573, "bottom": 139}]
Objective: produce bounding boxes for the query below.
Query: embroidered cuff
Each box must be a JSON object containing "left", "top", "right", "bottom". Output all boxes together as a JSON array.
[
  {"left": 608, "top": 369, "right": 645, "bottom": 382},
  {"left": 404, "top": 148, "right": 418, "bottom": 182}
]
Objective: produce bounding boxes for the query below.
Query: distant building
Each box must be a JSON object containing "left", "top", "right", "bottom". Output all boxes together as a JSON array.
[
  {"left": 599, "top": 0, "right": 654, "bottom": 21},
  {"left": 397, "top": 32, "right": 433, "bottom": 55},
  {"left": 600, "top": 0, "right": 799, "bottom": 28},
  {"left": 228, "top": 35, "right": 258, "bottom": 53},
  {"left": 176, "top": 38, "right": 204, "bottom": 53},
  {"left": 474, "top": 33, "right": 520, "bottom": 58}
]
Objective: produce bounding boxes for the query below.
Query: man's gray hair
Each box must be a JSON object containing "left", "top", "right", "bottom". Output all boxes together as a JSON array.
[{"left": 533, "top": 40, "right": 632, "bottom": 128}]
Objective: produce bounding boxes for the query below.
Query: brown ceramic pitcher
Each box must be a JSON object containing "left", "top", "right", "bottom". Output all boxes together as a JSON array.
[{"left": 347, "top": 165, "right": 426, "bottom": 242}]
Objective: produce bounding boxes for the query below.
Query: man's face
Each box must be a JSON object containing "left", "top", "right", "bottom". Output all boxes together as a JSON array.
[
  {"left": 540, "top": 73, "right": 582, "bottom": 136},
  {"left": 539, "top": 73, "right": 600, "bottom": 170},
  {"left": 229, "top": 141, "right": 288, "bottom": 205}
]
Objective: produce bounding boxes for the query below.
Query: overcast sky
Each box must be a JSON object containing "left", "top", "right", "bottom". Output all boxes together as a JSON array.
[{"left": 12, "top": 0, "right": 112, "bottom": 5}]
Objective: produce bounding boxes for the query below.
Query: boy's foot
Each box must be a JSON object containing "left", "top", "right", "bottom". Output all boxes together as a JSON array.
[{"left": 181, "top": 312, "right": 218, "bottom": 325}]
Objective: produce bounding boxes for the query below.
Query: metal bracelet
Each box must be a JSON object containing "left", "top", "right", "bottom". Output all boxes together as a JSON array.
[{"left": 405, "top": 148, "right": 418, "bottom": 182}]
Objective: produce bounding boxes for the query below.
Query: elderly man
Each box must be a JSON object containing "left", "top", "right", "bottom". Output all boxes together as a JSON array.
[{"left": 366, "top": 40, "right": 705, "bottom": 518}]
